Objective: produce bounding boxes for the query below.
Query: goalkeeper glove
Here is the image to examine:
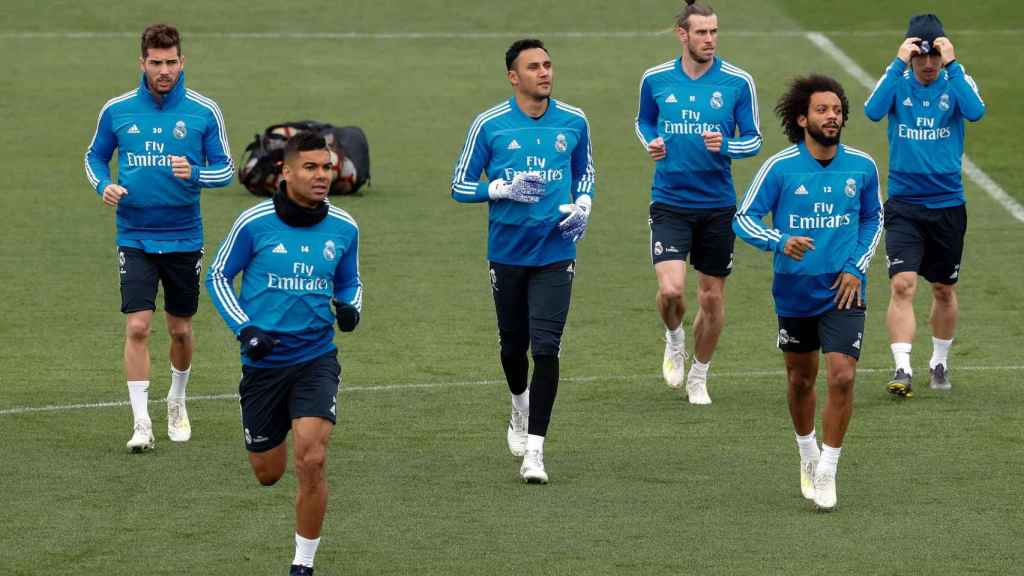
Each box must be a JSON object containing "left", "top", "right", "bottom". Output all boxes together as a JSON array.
[
  {"left": 557, "top": 195, "right": 592, "bottom": 242},
  {"left": 334, "top": 301, "right": 360, "bottom": 332},
  {"left": 238, "top": 326, "right": 277, "bottom": 361},
  {"left": 488, "top": 172, "right": 545, "bottom": 203}
]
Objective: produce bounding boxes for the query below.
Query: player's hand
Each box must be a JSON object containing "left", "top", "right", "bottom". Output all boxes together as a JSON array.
[
  {"left": 557, "top": 195, "right": 592, "bottom": 243},
  {"left": 238, "top": 326, "right": 278, "bottom": 361},
  {"left": 783, "top": 236, "right": 815, "bottom": 261},
  {"left": 102, "top": 184, "right": 128, "bottom": 207},
  {"left": 933, "top": 36, "right": 956, "bottom": 65},
  {"left": 831, "top": 272, "right": 862, "bottom": 310},
  {"left": 646, "top": 137, "right": 666, "bottom": 161},
  {"left": 333, "top": 301, "right": 360, "bottom": 333},
  {"left": 898, "top": 37, "right": 922, "bottom": 63},
  {"left": 702, "top": 132, "right": 723, "bottom": 153},
  {"left": 488, "top": 172, "right": 545, "bottom": 203},
  {"left": 171, "top": 155, "right": 192, "bottom": 180}
]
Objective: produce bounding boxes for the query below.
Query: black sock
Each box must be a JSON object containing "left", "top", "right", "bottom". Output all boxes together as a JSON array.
[
  {"left": 527, "top": 355, "right": 559, "bottom": 436},
  {"left": 500, "top": 350, "right": 529, "bottom": 396}
]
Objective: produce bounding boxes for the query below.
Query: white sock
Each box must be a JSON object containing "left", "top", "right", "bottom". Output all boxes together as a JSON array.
[
  {"left": 511, "top": 390, "right": 529, "bottom": 414},
  {"left": 796, "top": 430, "right": 820, "bottom": 462},
  {"left": 526, "top": 434, "right": 545, "bottom": 453},
  {"left": 891, "top": 342, "right": 913, "bottom": 375},
  {"left": 689, "top": 359, "right": 709, "bottom": 379},
  {"left": 127, "top": 380, "right": 151, "bottom": 423},
  {"left": 666, "top": 325, "right": 685, "bottom": 348},
  {"left": 930, "top": 337, "right": 953, "bottom": 370},
  {"left": 293, "top": 533, "right": 320, "bottom": 568},
  {"left": 818, "top": 444, "right": 842, "bottom": 477},
  {"left": 168, "top": 365, "right": 191, "bottom": 400}
]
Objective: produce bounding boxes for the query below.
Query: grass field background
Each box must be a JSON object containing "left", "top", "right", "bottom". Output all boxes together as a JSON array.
[{"left": 1, "top": 1, "right": 1022, "bottom": 574}]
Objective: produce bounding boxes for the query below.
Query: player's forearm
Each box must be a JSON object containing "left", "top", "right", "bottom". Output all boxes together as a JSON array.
[{"left": 864, "top": 60, "right": 904, "bottom": 121}]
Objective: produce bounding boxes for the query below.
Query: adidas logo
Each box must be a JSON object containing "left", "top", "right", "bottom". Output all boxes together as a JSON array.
[
  {"left": 902, "top": 97, "right": 913, "bottom": 107},
  {"left": 665, "top": 94, "right": 678, "bottom": 103},
  {"left": 507, "top": 139, "right": 521, "bottom": 150},
  {"left": 272, "top": 243, "right": 288, "bottom": 254},
  {"left": 794, "top": 184, "right": 809, "bottom": 196},
  {"left": 127, "top": 124, "right": 140, "bottom": 134}
]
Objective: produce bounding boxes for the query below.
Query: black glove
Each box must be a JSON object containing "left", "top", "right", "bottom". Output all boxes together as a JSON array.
[
  {"left": 334, "top": 302, "right": 360, "bottom": 332},
  {"left": 238, "top": 326, "right": 277, "bottom": 360}
]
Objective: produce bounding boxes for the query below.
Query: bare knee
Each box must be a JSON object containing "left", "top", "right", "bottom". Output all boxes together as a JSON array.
[
  {"left": 126, "top": 317, "right": 151, "bottom": 343},
  {"left": 658, "top": 283, "right": 684, "bottom": 302},
  {"left": 827, "top": 368, "right": 856, "bottom": 398},
  {"left": 254, "top": 468, "right": 283, "bottom": 487},
  {"left": 932, "top": 283, "right": 956, "bottom": 305},
  {"left": 787, "top": 372, "right": 815, "bottom": 394},
  {"left": 890, "top": 275, "right": 917, "bottom": 301},
  {"left": 168, "top": 323, "right": 192, "bottom": 345},
  {"left": 697, "top": 289, "right": 725, "bottom": 319},
  {"left": 295, "top": 445, "right": 327, "bottom": 482}
]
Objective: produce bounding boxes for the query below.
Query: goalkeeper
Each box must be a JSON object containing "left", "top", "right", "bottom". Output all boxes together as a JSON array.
[{"left": 450, "top": 38, "right": 596, "bottom": 485}]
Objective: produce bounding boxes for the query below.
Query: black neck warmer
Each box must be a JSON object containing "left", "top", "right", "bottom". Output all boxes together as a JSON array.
[{"left": 273, "top": 185, "right": 328, "bottom": 227}]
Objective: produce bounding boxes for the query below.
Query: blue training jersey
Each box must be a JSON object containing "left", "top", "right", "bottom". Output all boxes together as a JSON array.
[
  {"left": 205, "top": 200, "right": 362, "bottom": 368},
  {"left": 85, "top": 72, "right": 234, "bottom": 253},
  {"left": 635, "top": 56, "right": 762, "bottom": 209},
  {"left": 734, "top": 143, "right": 883, "bottom": 317},
  {"left": 450, "top": 97, "right": 596, "bottom": 267},
  {"left": 864, "top": 58, "right": 985, "bottom": 208}
]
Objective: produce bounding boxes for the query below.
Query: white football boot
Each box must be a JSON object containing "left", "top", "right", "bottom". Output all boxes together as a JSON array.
[
  {"left": 813, "top": 469, "right": 837, "bottom": 511},
  {"left": 685, "top": 369, "right": 712, "bottom": 405},
  {"left": 127, "top": 419, "right": 155, "bottom": 453},
  {"left": 800, "top": 458, "right": 818, "bottom": 500},
  {"left": 506, "top": 408, "right": 528, "bottom": 457},
  {"left": 167, "top": 397, "right": 192, "bottom": 442},
  {"left": 520, "top": 450, "right": 548, "bottom": 484},
  {"left": 662, "top": 339, "right": 687, "bottom": 389}
]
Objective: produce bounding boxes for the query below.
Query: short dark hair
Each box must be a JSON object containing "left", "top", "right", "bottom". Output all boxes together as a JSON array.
[
  {"left": 141, "top": 24, "right": 181, "bottom": 57},
  {"left": 774, "top": 74, "right": 850, "bottom": 144},
  {"left": 284, "top": 132, "right": 329, "bottom": 162},
  {"left": 676, "top": 0, "right": 715, "bottom": 30},
  {"left": 505, "top": 39, "right": 548, "bottom": 71}
]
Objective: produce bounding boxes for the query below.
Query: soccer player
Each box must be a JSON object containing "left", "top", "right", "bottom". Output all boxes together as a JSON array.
[
  {"left": 206, "top": 132, "right": 362, "bottom": 576},
  {"left": 734, "top": 75, "right": 883, "bottom": 510},
  {"left": 84, "top": 24, "right": 234, "bottom": 451},
  {"left": 635, "top": 0, "right": 761, "bottom": 403},
  {"left": 450, "top": 39, "right": 596, "bottom": 484},
  {"left": 864, "top": 14, "right": 985, "bottom": 397}
]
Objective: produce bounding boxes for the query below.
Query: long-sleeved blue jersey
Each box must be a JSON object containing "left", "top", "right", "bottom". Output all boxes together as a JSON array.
[
  {"left": 864, "top": 58, "right": 985, "bottom": 208},
  {"left": 450, "top": 97, "right": 596, "bottom": 267},
  {"left": 206, "top": 200, "right": 362, "bottom": 367},
  {"left": 734, "top": 143, "right": 883, "bottom": 317},
  {"left": 85, "top": 72, "right": 234, "bottom": 253},
  {"left": 635, "top": 56, "right": 762, "bottom": 209}
]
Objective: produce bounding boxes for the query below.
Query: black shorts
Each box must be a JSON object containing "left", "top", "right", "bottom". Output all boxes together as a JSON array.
[
  {"left": 118, "top": 247, "right": 203, "bottom": 316},
  {"left": 777, "top": 307, "right": 866, "bottom": 360},
  {"left": 238, "top": 349, "right": 341, "bottom": 453},
  {"left": 884, "top": 198, "right": 966, "bottom": 285},
  {"left": 648, "top": 203, "right": 735, "bottom": 276},
  {"left": 490, "top": 260, "right": 574, "bottom": 357}
]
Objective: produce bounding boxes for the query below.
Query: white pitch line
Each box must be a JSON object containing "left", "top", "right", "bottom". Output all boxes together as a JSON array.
[
  {"left": 806, "top": 32, "right": 1024, "bottom": 224},
  {"left": 0, "top": 29, "right": 1020, "bottom": 40},
  {"left": 2, "top": 365, "right": 1022, "bottom": 417}
]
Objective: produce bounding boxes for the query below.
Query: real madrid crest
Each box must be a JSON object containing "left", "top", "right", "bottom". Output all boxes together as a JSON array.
[
  {"left": 939, "top": 93, "right": 950, "bottom": 111},
  {"left": 844, "top": 178, "right": 857, "bottom": 198},
  {"left": 653, "top": 241, "right": 664, "bottom": 256},
  {"left": 173, "top": 120, "right": 187, "bottom": 140},
  {"left": 323, "top": 240, "right": 336, "bottom": 261},
  {"left": 554, "top": 133, "right": 567, "bottom": 153},
  {"left": 710, "top": 91, "right": 723, "bottom": 110}
]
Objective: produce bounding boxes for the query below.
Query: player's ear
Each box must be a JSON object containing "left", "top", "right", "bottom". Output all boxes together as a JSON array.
[
  {"left": 797, "top": 114, "right": 808, "bottom": 129},
  {"left": 676, "top": 26, "right": 688, "bottom": 43},
  {"left": 507, "top": 68, "right": 518, "bottom": 87},
  {"left": 138, "top": 55, "right": 145, "bottom": 72}
]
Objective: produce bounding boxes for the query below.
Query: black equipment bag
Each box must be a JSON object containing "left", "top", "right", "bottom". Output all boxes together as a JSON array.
[{"left": 238, "top": 121, "right": 370, "bottom": 197}]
